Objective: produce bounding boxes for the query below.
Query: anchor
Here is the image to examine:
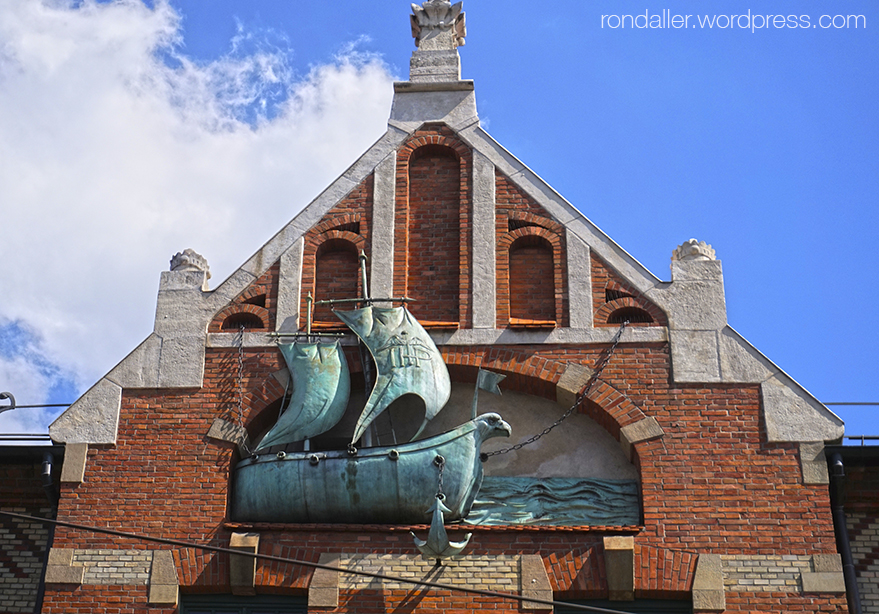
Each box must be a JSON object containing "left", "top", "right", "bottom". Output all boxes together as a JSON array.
[{"left": 410, "top": 494, "right": 472, "bottom": 564}]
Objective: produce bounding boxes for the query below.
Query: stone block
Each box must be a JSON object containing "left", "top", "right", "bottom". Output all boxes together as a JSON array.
[
  {"left": 692, "top": 554, "right": 725, "bottom": 611},
  {"left": 620, "top": 417, "right": 664, "bottom": 461},
  {"left": 309, "top": 553, "right": 340, "bottom": 608},
  {"left": 471, "top": 150, "right": 497, "bottom": 329},
  {"left": 206, "top": 418, "right": 250, "bottom": 454},
  {"left": 156, "top": 335, "right": 205, "bottom": 388},
  {"left": 519, "top": 554, "right": 552, "bottom": 611},
  {"left": 799, "top": 442, "right": 830, "bottom": 485},
  {"left": 801, "top": 571, "right": 846, "bottom": 593},
  {"left": 812, "top": 554, "right": 843, "bottom": 573},
  {"left": 370, "top": 153, "right": 396, "bottom": 301},
  {"left": 60, "top": 442, "right": 88, "bottom": 483},
  {"left": 567, "top": 232, "right": 592, "bottom": 329},
  {"left": 717, "top": 327, "right": 772, "bottom": 383},
  {"left": 49, "top": 378, "right": 121, "bottom": 445},
  {"left": 669, "top": 330, "right": 721, "bottom": 383},
  {"left": 275, "top": 238, "right": 304, "bottom": 333},
  {"left": 761, "top": 375, "right": 844, "bottom": 442},
  {"left": 603, "top": 536, "right": 634, "bottom": 601},
  {"left": 148, "top": 550, "right": 178, "bottom": 605},
  {"left": 45, "top": 549, "right": 83, "bottom": 585},
  {"left": 230, "top": 532, "right": 259, "bottom": 596},
  {"left": 556, "top": 363, "right": 594, "bottom": 409}
]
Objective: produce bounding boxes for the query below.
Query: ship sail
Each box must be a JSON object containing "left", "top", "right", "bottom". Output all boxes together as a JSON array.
[
  {"left": 256, "top": 340, "right": 350, "bottom": 450},
  {"left": 334, "top": 305, "right": 451, "bottom": 445}
]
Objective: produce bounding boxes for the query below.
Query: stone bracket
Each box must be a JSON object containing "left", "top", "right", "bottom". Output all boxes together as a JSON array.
[
  {"left": 555, "top": 363, "right": 595, "bottom": 409},
  {"left": 692, "top": 554, "right": 725, "bottom": 611},
  {"left": 620, "top": 417, "right": 664, "bottom": 462},
  {"left": 799, "top": 442, "right": 830, "bottom": 485},
  {"left": 206, "top": 418, "right": 250, "bottom": 455},
  {"left": 309, "top": 553, "right": 341, "bottom": 608},
  {"left": 603, "top": 536, "right": 634, "bottom": 601},
  {"left": 519, "top": 554, "right": 553, "bottom": 611},
  {"left": 801, "top": 554, "right": 845, "bottom": 593},
  {"left": 148, "top": 550, "right": 179, "bottom": 605},
  {"left": 60, "top": 443, "right": 88, "bottom": 483},
  {"left": 44, "top": 548, "right": 84, "bottom": 585},
  {"left": 230, "top": 532, "right": 259, "bottom": 596}
]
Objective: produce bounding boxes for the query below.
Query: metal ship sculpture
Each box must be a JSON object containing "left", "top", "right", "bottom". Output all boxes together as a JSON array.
[{"left": 232, "top": 256, "right": 511, "bottom": 525}]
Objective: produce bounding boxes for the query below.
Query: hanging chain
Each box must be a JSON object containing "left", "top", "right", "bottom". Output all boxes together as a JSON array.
[
  {"left": 481, "top": 320, "right": 628, "bottom": 460},
  {"left": 235, "top": 325, "right": 252, "bottom": 454},
  {"left": 434, "top": 454, "right": 445, "bottom": 499}
]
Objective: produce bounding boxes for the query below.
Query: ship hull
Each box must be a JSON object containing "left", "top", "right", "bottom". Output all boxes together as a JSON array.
[{"left": 232, "top": 420, "right": 490, "bottom": 524}]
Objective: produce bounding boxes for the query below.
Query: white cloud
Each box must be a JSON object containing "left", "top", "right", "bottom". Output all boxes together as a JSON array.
[{"left": 0, "top": 0, "right": 395, "bottom": 432}]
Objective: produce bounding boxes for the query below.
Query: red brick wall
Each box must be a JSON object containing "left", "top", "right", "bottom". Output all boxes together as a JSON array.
[
  {"left": 395, "top": 126, "right": 472, "bottom": 327},
  {"left": 495, "top": 173, "right": 568, "bottom": 327},
  {"left": 42, "top": 341, "right": 844, "bottom": 612},
  {"left": 406, "top": 146, "right": 461, "bottom": 324},
  {"left": 509, "top": 236, "right": 555, "bottom": 321}
]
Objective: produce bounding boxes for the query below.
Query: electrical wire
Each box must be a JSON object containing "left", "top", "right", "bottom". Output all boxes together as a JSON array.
[{"left": 0, "top": 510, "right": 636, "bottom": 614}]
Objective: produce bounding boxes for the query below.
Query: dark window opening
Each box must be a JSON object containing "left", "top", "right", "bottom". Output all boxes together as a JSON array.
[
  {"left": 608, "top": 307, "right": 654, "bottom": 324},
  {"left": 222, "top": 312, "right": 264, "bottom": 330}
]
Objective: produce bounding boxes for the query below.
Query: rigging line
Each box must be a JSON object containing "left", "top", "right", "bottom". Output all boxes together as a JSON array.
[{"left": 0, "top": 510, "right": 634, "bottom": 614}]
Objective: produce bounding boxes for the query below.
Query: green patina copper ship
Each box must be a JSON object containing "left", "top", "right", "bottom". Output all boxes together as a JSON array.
[{"left": 232, "top": 258, "right": 511, "bottom": 525}]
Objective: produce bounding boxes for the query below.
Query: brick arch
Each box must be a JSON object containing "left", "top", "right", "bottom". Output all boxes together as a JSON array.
[
  {"left": 507, "top": 210, "right": 564, "bottom": 234},
  {"left": 210, "top": 303, "right": 270, "bottom": 332},
  {"left": 497, "top": 226, "right": 566, "bottom": 327},
  {"left": 301, "top": 231, "right": 367, "bottom": 327},
  {"left": 310, "top": 212, "right": 362, "bottom": 236},
  {"left": 441, "top": 347, "right": 651, "bottom": 445},
  {"left": 595, "top": 296, "right": 666, "bottom": 327},
  {"left": 395, "top": 126, "right": 472, "bottom": 328}
]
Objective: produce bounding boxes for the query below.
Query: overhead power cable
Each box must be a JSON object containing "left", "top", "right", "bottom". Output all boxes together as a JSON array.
[{"left": 0, "top": 510, "right": 634, "bottom": 614}]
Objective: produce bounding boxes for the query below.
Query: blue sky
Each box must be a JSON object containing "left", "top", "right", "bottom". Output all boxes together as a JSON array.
[{"left": 0, "top": 0, "right": 876, "bottom": 438}]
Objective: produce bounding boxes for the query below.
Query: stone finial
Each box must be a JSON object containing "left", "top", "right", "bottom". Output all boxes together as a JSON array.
[
  {"left": 170, "top": 249, "right": 211, "bottom": 279},
  {"left": 410, "top": 1, "right": 466, "bottom": 49},
  {"left": 672, "top": 239, "right": 716, "bottom": 262}
]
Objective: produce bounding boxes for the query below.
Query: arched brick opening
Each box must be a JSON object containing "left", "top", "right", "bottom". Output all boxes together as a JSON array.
[
  {"left": 395, "top": 127, "right": 472, "bottom": 328},
  {"left": 509, "top": 234, "right": 555, "bottom": 324},
  {"left": 302, "top": 230, "right": 366, "bottom": 329},
  {"left": 498, "top": 225, "right": 565, "bottom": 328},
  {"left": 407, "top": 144, "right": 460, "bottom": 325}
]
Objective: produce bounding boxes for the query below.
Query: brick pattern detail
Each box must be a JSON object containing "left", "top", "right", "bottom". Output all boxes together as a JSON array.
[
  {"left": 338, "top": 553, "right": 519, "bottom": 590},
  {"left": 58, "top": 550, "right": 153, "bottom": 585},
  {"left": 395, "top": 126, "right": 472, "bottom": 327},
  {"left": 591, "top": 253, "right": 666, "bottom": 327},
  {"left": 495, "top": 175, "right": 568, "bottom": 328},
  {"left": 849, "top": 512, "right": 879, "bottom": 612},
  {"left": 208, "top": 262, "right": 280, "bottom": 332},
  {"left": 635, "top": 545, "right": 696, "bottom": 599},
  {"left": 0, "top": 505, "right": 52, "bottom": 613},
  {"left": 721, "top": 554, "right": 811, "bottom": 592}
]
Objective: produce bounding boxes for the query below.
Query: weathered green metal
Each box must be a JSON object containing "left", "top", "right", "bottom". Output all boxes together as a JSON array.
[
  {"left": 256, "top": 340, "right": 350, "bottom": 450},
  {"left": 334, "top": 305, "right": 451, "bottom": 445},
  {"left": 232, "top": 413, "right": 511, "bottom": 524},
  {"left": 411, "top": 496, "right": 472, "bottom": 561}
]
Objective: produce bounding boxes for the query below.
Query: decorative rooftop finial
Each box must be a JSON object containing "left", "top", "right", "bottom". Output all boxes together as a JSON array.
[
  {"left": 170, "top": 248, "right": 211, "bottom": 279},
  {"left": 672, "top": 239, "right": 717, "bottom": 262},
  {"left": 410, "top": 1, "right": 466, "bottom": 49}
]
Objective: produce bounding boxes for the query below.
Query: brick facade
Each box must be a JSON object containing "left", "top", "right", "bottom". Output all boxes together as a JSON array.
[{"left": 39, "top": 25, "right": 848, "bottom": 613}]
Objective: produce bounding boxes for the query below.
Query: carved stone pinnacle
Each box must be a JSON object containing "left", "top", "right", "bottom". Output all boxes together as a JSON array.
[
  {"left": 672, "top": 239, "right": 716, "bottom": 262},
  {"left": 410, "top": 1, "right": 466, "bottom": 49},
  {"left": 170, "top": 248, "right": 211, "bottom": 278}
]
